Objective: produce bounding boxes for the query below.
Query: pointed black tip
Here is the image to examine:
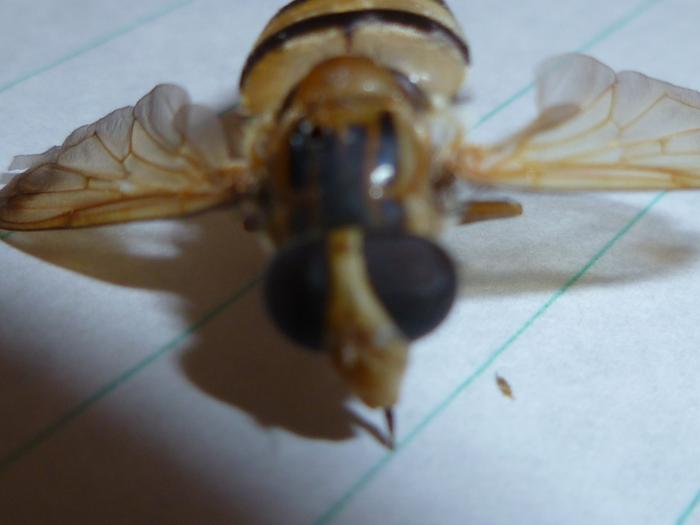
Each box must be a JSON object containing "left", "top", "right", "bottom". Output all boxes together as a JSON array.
[{"left": 384, "top": 407, "right": 396, "bottom": 450}]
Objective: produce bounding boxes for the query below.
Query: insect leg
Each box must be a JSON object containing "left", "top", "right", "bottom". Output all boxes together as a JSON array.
[{"left": 460, "top": 199, "right": 523, "bottom": 225}]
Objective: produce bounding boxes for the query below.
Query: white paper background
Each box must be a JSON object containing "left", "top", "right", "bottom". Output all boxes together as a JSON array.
[{"left": 1, "top": 1, "right": 699, "bottom": 524}]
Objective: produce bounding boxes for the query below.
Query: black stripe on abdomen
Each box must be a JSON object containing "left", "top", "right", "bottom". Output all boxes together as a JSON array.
[
  {"left": 274, "top": 0, "right": 452, "bottom": 17},
  {"left": 240, "top": 9, "right": 470, "bottom": 88}
]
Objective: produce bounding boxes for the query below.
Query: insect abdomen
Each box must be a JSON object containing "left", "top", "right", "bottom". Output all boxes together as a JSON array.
[{"left": 240, "top": 0, "right": 470, "bottom": 113}]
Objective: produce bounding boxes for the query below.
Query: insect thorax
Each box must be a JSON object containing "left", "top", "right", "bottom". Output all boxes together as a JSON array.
[{"left": 253, "top": 57, "right": 441, "bottom": 245}]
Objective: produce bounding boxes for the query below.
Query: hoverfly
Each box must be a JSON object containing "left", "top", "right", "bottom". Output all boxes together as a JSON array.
[{"left": 3, "top": 0, "right": 700, "bottom": 444}]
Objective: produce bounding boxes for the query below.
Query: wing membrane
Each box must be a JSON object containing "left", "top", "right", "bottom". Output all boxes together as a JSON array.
[
  {"left": 455, "top": 54, "right": 700, "bottom": 190},
  {"left": 1, "top": 85, "right": 248, "bottom": 230}
]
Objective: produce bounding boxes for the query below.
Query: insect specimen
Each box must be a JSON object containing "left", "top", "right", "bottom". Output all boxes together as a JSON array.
[
  {"left": 3, "top": 0, "right": 700, "bottom": 444},
  {"left": 496, "top": 375, "right": 514, "bottom": 400}
]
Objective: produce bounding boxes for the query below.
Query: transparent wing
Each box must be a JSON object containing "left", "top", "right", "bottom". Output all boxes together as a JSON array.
[
  {"left": 1, "top": 84, "right": 249, "bottom": 230},
  {"left": 453, "top": 54, "right": 700, "bottom": 190}
]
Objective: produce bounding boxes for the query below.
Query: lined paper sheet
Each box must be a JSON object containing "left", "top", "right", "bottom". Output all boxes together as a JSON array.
[{"left": 1, "top": 1, "right": 700, "bottom": 524}]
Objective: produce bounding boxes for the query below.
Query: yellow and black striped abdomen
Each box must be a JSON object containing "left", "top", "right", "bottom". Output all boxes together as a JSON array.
[{"left": 240, "top": 0, "right": 470, "bottom": 114}]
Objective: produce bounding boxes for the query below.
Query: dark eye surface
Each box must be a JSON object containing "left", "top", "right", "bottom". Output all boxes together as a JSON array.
[
  {"left": 263, "top": 238, "right": 328, "bottom": 350},
  {"left": 364, "top": 234, "right": 457, "bottom": 340},
  {"left": 264, "top": 233, "right": 456, "bottom": 349}
]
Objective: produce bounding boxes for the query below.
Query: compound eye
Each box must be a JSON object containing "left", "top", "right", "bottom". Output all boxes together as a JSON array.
[
  {"left": 263, "top": 239, "right": 328, "bottom": 350},
  {"left": 364, "top": 234, "right": 457, "bottom": 340}
]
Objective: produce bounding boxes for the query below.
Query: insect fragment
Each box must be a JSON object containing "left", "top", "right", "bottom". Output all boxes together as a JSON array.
[{"left": 496, "top": 375, "right": 514, "bottom": 400}]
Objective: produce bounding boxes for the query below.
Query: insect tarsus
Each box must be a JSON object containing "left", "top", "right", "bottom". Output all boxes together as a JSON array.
[{"left": 384, "top": 407, "right": 396, "bottom": 449}]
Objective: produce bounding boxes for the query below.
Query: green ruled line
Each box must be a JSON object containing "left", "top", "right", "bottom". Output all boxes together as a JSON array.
[
  {"left": 0, "top": 0, "right": 194, "bottom": 95},
  {"left": 676, "top": 489, "right": 700, "bottom": 524},
  {"left": 0, "top": 275, "right": 262, "bottom": 473}
]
